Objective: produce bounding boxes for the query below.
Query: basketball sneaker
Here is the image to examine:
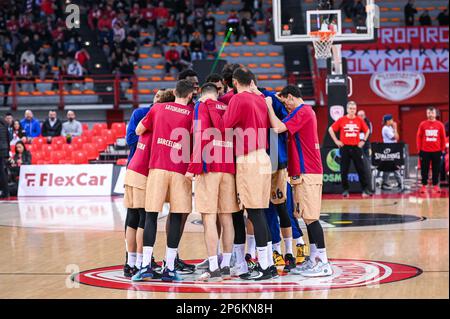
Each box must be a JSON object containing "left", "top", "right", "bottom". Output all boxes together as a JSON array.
[
  {"left": 272, "top": 250, "right": 285, "bottom": 266},
  {"left": 231, "top": 261, "right": 249, "bottom": 278},
  {"left": 196, "top": 258, "right": 209, "bottom": 270},
  {"left": 342, "top": 190, "right": 350, "bottom": 198},
  {"left": 283, "top": 253, "right": 296, "bottom": 272},
  {"left": 300, "top": 261, "right": 333, "bottom": 277},
  {"left": 252, "top": 265, "right": 273, "bottom": 281},
  {"left": 432, "top": 185, "right": 441, "bottom": 193},
  {"left": 131, "top": 265, "right": 162, "bottom": 282},
  {"left": 362, "top": 189, "right": 373, "bottom": 197},
  {"left": 151, "top": 256, "right": 161, "bottom": 271},
  {"left": 174, "top": 257, "right": 196, "bottom": 274},
  {"left": 245, "top": 253, "right": 258, "bottom": 271},
  {"left": 197, "top": 269, "right": 222, "bottom": 282},
  {"left": 123, "top": 264, "right": 138, "bottom": 278},
  {"left": 270, "top": 265, "right": 279, "bottom": 278},
  {"left": 296, "top": 244, "right": 308, "bottom": 264},
  {"left": 161, "top": 267, "right": 183, "bottom": 282},
  {"left": 220, "top": 266, "right": 231, "bottom": 280},
  {"left": 419, "top": 185, "right": 427, "bottom": 193},
  {"left": 290, "top": 257, "right": 316, "bottom": 275}
]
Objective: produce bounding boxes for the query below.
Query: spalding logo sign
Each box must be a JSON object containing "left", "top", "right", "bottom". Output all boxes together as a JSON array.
[{"left": 370, "top": 72, "right": 425, "bottom": 101}]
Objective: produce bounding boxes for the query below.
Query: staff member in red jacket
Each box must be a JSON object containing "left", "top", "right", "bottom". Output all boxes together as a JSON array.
[
  {"left": 328, "top": 101, "right": 372, "bottom": 197},
  {"left": 416, "top": 107, "right": 446, "bottom": 193}
]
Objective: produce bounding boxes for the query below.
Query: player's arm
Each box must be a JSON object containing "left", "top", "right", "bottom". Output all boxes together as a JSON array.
[
  {"left": 186, "top": 102, "right": 207, "bottom": 179},
  {"left": 416, "top": 122, "right": 423, "bottom": 152},
  {"left": 328, "top": 120, "right": 344, "bottom": 148},
  {"left": 266, "top": 96, "right": 287, "bottom": 133},
  {"left": 136, "top": 108, "right": 153, "bottom": 136},
  {"left": 440, "top": 123, "right": 446, "bottom": 152},
  {"left": 358, "top": 120, "right": 370, "bottom": 148}
]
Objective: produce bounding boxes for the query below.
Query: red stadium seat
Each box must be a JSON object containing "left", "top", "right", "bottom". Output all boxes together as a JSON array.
[
  {"left": 41, "top": 144, "right": 53, "bottom": 154},
  {"left": 32, "top": 136, "right": 47, "bottom": 146},
  {"left": 116, "top": 158, "right": 127, "bottom": 166},
  {"left": 51, "top": 137, "right": 66, "bottom": 151},
  {"left": 111, "top": 123, "right": 126, "bottom": 138},
  {"left": 59, "top": 159, "right": 75, "bottom": 164},
  {"left": 93, "top": 137, "right": 108, "bottom": 152},
  {"left": 31, "top": 151, "right": 44, "bottom": 164},
  {"left": 102, "top": 129, "right": 117, "bottom": 145},
  {"left": 71, "top": 136, "right": 87, "bottom": 150},
  {"left": 82, "top": 143, "right": 99, "bottom": 160},
  {"left": 82, "top": 130, "right": 94, "bottom": 143},
  {"left": 92, "top": 123, "right": 108, "bottom": 136},
  {"left": 50, "top": 151, "right": 66, "bottom": 164},
  {"left": 82, "top": 123, "right": 89, "bottom": 132},
  {"left": 72, "top": 150, "right": 89, "bottom": 164},
  {"left": 62, "top": 144, "right": 75, "bottom": 157}
]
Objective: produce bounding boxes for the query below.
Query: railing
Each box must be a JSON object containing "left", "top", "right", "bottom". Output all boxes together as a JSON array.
[{"left": 0, "top": 73, "right": 164, "bottom": 110}]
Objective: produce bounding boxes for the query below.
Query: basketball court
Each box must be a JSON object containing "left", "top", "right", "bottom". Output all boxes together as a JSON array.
[{"left": 0, "top": 0, "right": 448, "bottom": 302}]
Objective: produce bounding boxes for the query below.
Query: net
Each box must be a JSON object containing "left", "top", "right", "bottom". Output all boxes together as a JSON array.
[{"left": 309, "top": 30, "right": 336, "bottom": 59}]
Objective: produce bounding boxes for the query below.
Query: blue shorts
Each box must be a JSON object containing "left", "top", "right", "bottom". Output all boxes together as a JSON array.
[{"left": 265, "top": 183, "right": 303, "bottom": 244}]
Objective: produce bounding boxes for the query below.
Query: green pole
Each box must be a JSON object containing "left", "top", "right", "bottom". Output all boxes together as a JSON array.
[{"left": 210, "top": 28, "right": 233, "bottom": 74}]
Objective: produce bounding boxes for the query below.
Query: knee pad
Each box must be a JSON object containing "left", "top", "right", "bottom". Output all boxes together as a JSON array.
[
  {"left": 126, "top": 208, "right": 139, "bottom": 230},
  {"left": 138, "top": 209, "right": 146, "bottom": 229}
]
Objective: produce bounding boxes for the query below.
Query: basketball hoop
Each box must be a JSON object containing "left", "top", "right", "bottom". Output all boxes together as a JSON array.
[{"left": 309, "top": 30, "right": 336, "bottom": 59}]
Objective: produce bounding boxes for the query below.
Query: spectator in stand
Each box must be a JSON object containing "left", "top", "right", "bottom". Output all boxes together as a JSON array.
[
  {"left": 180, "top": 45, "right": 193, "bottom": 69},
  {"left": 75, "top": 48, "right": 90, "bottom": 73},
  {"left": 174, "top": 0, "right": 189, "bottom": 14},
  {"left": 41, "top": 110, "right": 62, "bottom": 142},
  {"left": 419, "top": 10, "right": 432, "bottom": 26},
  {"left": 122, "top": 35, "right": 139, "bottom": 62},
  {"left": 140, "top": 2, "right": 156, "bottom": 32},
  {"left": 328, "top": 101, "right": 372, "bottom": 197},
  {"left": 226, "top": 10, "right": 241, "bottom": 43},
  {"left": 88, "top": 4, "right": 102, "bottom": 30},
  {"left": 1, "top": 62, "right": 14, "bottom": 106},
  {"left": 16, "top": 59, "right": 37, "bottom": 92},
  {"left": 241, "top": 11, "right": 256, "bottom": 42},
  {"left": 0, "top": 116, "right": 10, "bottom": 198},
  {"left": 203, "top": 33, "right": 217, "bottom": 58},
  {"left": 8, "top": 141, "right": 31, "bottom": 182},
  {"left": 113, "top": 21, "right": 126, "bottom": 44},
  {"left": 20, "top": 110, "right": 41, "bottom": 140},
  {"left": 205, "top": 73, "right": 224, "bottom": 97},
  {"left": 98, "top": 13, "right": 113, "bottom": 45},
  {"left": 207, "top": 0, "right": 223, "bottom": 12},
  {"left": 404, "top": 0, "right": 418, "bottom": 26},
  {"left": 190, "top": 32, "right": 204, "bottom": 61},
  {"left": 61, "top": 110, "right": 83, "bottom": 142},
  {"left": 339, "top": 0, "right": 355, "bottom": 19},
  {"left": 437, "top": 8, "right": 449, "bottom": 26},
  {"left": 3, "top": 113, "right": 14, "bottom": 141},
  {"left": 202, "top": 11, "right": 216, "bottom": 38},
  {"left": 381, "top": 114, "right": 403, "bottom": 191},
  {"left": 10, "top": 120, "right": 27, "bottom": 146},
  {"left": 176, "top": 12, "right": 194, "bottom": 43},
  {"left": 353, "top": 0, "right": 367, "bottom": 27},
  {"left": 119, "top": 55, "right": 135, "bottom": 88},
  {"left": 66, "top": 59, "right": 84, "bottom": 90},
  {"left": 35, "top": 47, "right": 50, "bottom": 81},
  {"left": 416, "top": 107, "right": 446, "bottom": 193},
  {"left": 165, "top": 43, "right": 183, "bottom": 75},
  {"left": 154, "top": 1, "right": 169, "bottom": 23}
]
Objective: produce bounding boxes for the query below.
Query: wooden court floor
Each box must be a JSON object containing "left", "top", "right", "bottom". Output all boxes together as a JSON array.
[{"left": 0, "top": 191, "right": 448, "bottom": 299}]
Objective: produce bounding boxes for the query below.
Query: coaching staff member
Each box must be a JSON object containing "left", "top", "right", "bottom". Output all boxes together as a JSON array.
[{"left": 328, "top": 101, "right": 372, "bottom": 197}]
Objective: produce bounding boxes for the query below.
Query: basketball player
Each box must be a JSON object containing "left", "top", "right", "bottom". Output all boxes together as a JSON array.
[
  {"left": 217, "top": 67, "right": 274, "bottom": 280},
  {"left": 219, "top": 63, "right": 240, "bottom": 104},
  {"left": 123, "top": 89, "right": 172, "bottom": 278},
  {"left": 186, "top": 83, "right": 240, "bottom": 282},
  {"left": 133, "top": 80, "right": 195, "bottom": 282},
  {"left": 266, "top": 85, "right": 332, "bottom": 277}
]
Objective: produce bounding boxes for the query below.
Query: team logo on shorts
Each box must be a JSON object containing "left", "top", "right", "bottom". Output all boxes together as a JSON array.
[
  {"left": 73, "top": 259, "right": 421, "bottom": 293},
  {"left": 370, "top": 72, "right": 425, "bottom": 102}
]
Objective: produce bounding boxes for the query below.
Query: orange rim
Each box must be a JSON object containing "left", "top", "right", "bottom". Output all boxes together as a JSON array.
[{"left": 309, "top": 30, "right": 336, "bottom": 40}]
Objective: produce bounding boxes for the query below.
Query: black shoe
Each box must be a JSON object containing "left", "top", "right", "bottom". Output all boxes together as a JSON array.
[
  {"left": 381, "top": 183, "right": 392, "bottom": 190},
  {"left": 123, "top": 264, "right": 134, "bottom": 278},
  {"left": 270, "top": 265, "right": 279, "bottom": 278},
  {"left": 238, "top": 271, "right": 255, "bottom": 280},
  {"left": 283, "top": 254, "right": 296, "bottom": 273},
  {"left": 245, "top": 253, "right": 257, "bottom": 271},
  {"left": 253, "top": 266, "right": 273, "bottom": 281},
  {"left": 175, "top": 257, "right": 196, "bottom": 274},
  {"left": 151, "top": 256, "right": 161, "bottom": 271},
  {"left": 362, "top": 189, "right": 373, "bottom": 197},
  {"left": 342, "top": 190, "right": 350, "bottom": 197},
  {"left": 220, "top": 266, "right": 231, "bottom": 280}
]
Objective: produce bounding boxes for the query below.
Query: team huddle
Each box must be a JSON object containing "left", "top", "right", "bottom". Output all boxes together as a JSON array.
[{"left": 122, "top": 65, "right": 332, "bottom": 282}]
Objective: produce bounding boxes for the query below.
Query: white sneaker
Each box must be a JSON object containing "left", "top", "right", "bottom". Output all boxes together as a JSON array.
[
  {"left": 290, "top": 258, "right": 315, "bottom": 275},
  {"left": 196, "top": 258, "right": 209, "bottom": 270},
  {"left": 300, "top": 261, "right": 333, "bottom": 277},
  {"left": 231, "top": 261, "right": 249, "bottom": 277}
]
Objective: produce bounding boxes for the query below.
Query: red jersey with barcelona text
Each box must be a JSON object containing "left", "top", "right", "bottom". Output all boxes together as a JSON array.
[
  {"left": 141, "top": 102, "right": 193, "bottom": 174},
  {"left": 283, "top": 104, "right": 323, "bottom": 176}
]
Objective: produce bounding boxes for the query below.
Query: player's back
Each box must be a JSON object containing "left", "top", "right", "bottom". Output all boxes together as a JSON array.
[{"left": 147, "top": 101, "right": 194, "bottom": 174}]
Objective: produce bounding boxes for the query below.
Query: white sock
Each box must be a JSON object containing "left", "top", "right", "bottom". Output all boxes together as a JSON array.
[
  {"left": 257, "top": 246, "right": 269, "bottom": 270},
  {"left": 296, "top": 236, "right": 305, "bottom": 246},
  {"left": 234, "top": 244, "right": 246, "bottom": 265},
  {"left": 273, "top": 241, "right": 281, "bottom": 253},
  {"left": 142, "top": 246, "right": 153, "bottom": 267},
  {"left": 125, "top": 239, "right": 128, "bottom": 252},
  {"left": 220, "top": 253, "right": 232, "bottom": 268},
  {"left": 165, "top": 247, "right": 178, "bottom": 271},
  {"left": 284, "top": 237, "right": 293, "bottom": 255},
  {"left": 317, "top": 248, "right": 328, "bottom": 263},
  {"left": 127, "top": 252, "right": 137, "bottom": 267},
  {"left": 136, "top": 253, "right": 143, "bottom": 269},
  {"left": 246, "top": 235, "right": 256, "bottom": 258},
  {"left": 209, "top": 255, "right": 219, "bottom": 271},
  {"left": 266, "top": 241, "right": 273, "bottom": 266},
  {"left": 310, "top": 243, "right": 318, "bottom": 261}
]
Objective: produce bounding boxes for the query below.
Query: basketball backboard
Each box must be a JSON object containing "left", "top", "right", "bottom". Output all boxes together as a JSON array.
[{"left": 273, "top": 0, "right": 378, "bottom": 43}]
